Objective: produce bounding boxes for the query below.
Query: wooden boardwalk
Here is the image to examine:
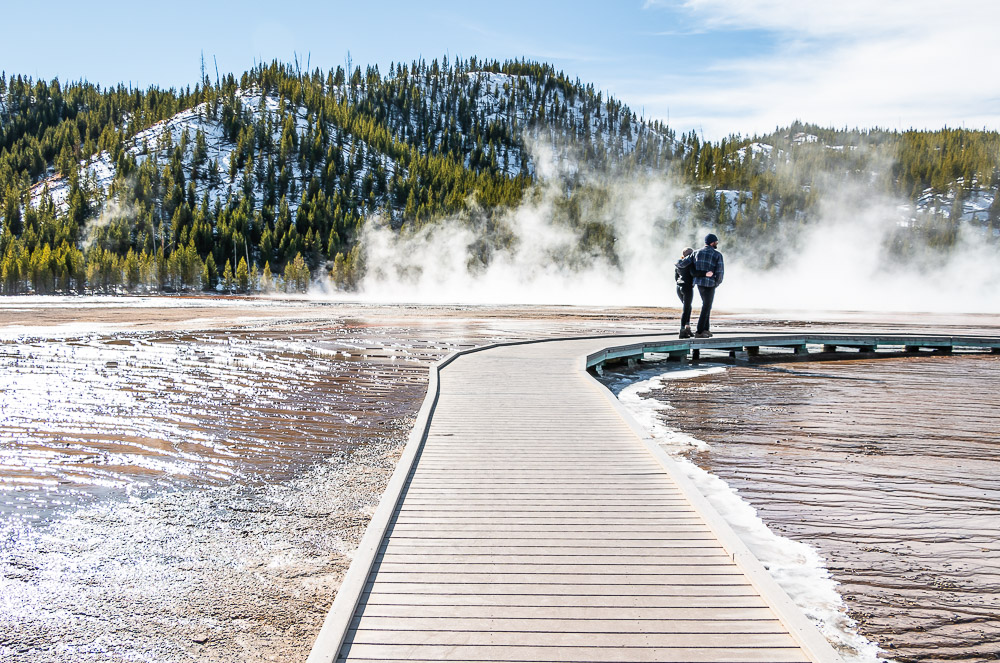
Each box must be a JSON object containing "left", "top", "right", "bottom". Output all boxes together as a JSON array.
[{"left": 308, "top": 333, "right": 892, "bottom": 663}]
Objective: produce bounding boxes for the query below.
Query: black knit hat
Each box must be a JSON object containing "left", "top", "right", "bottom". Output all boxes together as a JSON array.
[{"left": 705, "top": 233, "right": 719, "bottom": 245}]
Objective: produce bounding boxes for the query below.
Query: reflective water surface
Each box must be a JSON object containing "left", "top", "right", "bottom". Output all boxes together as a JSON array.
[{"left": 0, "top": 325, "right": 437, "bottom": 662}]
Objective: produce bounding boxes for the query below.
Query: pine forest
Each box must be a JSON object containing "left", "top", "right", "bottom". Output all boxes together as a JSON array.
[{"left": 1, "top": 57, "right": 999, "bottom": 295}]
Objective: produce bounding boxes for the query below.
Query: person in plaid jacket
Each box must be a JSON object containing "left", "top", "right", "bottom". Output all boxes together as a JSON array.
[{"left": 693, "top": 233, "right": 724, "bottom": 338}]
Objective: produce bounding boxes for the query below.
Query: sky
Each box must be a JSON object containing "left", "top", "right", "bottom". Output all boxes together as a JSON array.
[{"left": 2, "top": 0, "right": 998, "bottom": 140}]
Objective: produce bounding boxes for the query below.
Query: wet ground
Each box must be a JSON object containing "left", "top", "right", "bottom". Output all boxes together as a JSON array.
[{"left": 2, "top": 297, "right": 999, "bottom": 662}]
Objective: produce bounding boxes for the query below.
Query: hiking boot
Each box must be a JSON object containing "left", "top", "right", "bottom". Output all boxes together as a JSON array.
[
  {"left": 694, "top": 330, "right": 713, "bottom": 338},
  {"left": 679, "top": 326, "right": 693, "bottom": 339}
]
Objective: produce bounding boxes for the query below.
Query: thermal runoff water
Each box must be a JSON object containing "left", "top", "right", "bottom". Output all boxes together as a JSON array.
[{"left": 603, "top": 354, "right": 1000, "bottom": 662}]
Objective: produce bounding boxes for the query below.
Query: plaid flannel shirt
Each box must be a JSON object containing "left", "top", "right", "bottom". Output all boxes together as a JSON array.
[{"left": 693, "top": 245, "right": 724, "bottom": 287}]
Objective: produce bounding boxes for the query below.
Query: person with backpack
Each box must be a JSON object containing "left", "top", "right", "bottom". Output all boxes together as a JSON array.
[
  {"left": 674, "top": 247, "right": 696, "bottom": 338},
  {"left": 692, "top": 233, "right": 724, "bottom": 338}
]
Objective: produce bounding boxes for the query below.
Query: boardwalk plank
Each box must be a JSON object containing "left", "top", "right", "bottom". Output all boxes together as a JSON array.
[
  {"left": 376, "top": 554, "right": 734, "bottom": 564},
  {"left": 387, "top": 523, "right": 710, "bottom": 532},
  {"left": 369, "top": 572, "right": 749, "bottom": 585},
  {"left": 364, "top": 581, "right": 756, "bottom": 596},
  {"left": 343, "top": 629, "right": 800, "bottom": 648},
  {"left": 351, "top": 615, "right": 789, "bottom": 634},
  {"left": 353, "top": 605, "right": 780, "bottom": 620},
  {"left": 380, "top": 536, "right": 725, "bottom": 547},
  {"left": 378, "top": 544, "right": 732, "bottom": 555},
  {"left": 338, "top": 643, "right": 810, "bottom": 662},
  {"left": 358, "top": 591, "right": 771, "bottom": 608},
  {"left": 373, "top": 563, "right": 741, "bottom": 574}
]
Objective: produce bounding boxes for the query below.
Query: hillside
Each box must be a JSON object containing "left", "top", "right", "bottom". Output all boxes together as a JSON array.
[
  {"left": 0, "top": 58, "right": 678, "bottom": 294},
  {"left": 1, "top": 59, "right": 998, "bottom": 296}
]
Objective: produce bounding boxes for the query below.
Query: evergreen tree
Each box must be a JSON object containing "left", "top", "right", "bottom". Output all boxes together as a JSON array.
[
  {"left": 283, "top": 252, "right": 309, "bottom": 292},
  {"left": 202, "top": 252, "right": 218, "bottom": 291},
  {"left": 221, "top": 259, "right": 235, "bottom": 292},
  {"left": 235, "top": 256, "right": 249, "bottom": 292},
  {"left": 261, "top": 260, "right": 273, "bottom": 291}
]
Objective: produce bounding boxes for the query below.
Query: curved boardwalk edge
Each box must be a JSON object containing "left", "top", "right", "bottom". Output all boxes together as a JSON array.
[
  {"left": 306, "top": 342, "right": 470, "bottom": 663},
  {"left": 587, "top": 333, "right": 1000, "bottom": 372},
  {"left": 308, "top": 331, "right": 1000, "bottom": 663}
]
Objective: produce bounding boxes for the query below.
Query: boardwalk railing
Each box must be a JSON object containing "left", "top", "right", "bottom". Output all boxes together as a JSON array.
[{"left": 587, "top": 333, "right": 1000, "bottom": 373}]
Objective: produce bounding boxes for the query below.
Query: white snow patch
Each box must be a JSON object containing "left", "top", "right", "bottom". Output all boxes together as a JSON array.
[{"left": 792, "top": 132, "right": 819, "bottom": 144}]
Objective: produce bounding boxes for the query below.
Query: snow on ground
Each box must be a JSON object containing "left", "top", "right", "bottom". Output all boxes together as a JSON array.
[
  {"left": 913, "top": 181, "right": 996, "bottom": 224},
  {"left": 736, "top": 142, "right": 773, "bottom": 160}
]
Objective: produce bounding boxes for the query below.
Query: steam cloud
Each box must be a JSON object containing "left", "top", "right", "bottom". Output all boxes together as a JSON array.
[
  {"left": 349, "top": 142, "right": 1000, "bottom": 313},
  {"left": 357, "top": 143, "right": 702, "bottom": 306},
  {"left": 81, "top": 200, "right": 128, "bottom": 252}
]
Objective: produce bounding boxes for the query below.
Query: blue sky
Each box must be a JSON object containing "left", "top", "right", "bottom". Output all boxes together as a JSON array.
[{"left": 3, "top": 0, "right": 997, "bottom": 139}]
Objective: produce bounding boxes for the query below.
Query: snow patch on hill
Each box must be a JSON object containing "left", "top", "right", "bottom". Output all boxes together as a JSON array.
[
  {"left": 736, "top": 142, "right": 773, "bottom": 160},
  {"left": 914, "top": 180, "right": 996, "bottom": 225},
  {"left": 30, "top": 90, "right": 398, "bottom": 221}
]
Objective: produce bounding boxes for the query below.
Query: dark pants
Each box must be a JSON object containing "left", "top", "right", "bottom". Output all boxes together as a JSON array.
[
  {"left": 697, "top": 285, "right": 716, "bottom": 333},
  {"left": 676, "top": 285, "right": 693, "bottom": 329}
]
